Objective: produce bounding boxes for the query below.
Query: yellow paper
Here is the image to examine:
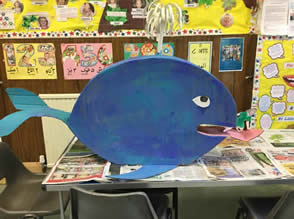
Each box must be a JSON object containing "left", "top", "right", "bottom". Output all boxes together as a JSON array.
[
  {"left": 0, "top": 0, "right": 253, "bottom": 36},
  {"left": 255, "top": 39, "right": 294, "bottom": 129},
  {"left": 3, "top": 43, "right": 57, "bottom": 79},
  {"left": 188, "top": 42, "right": 212, "bottom": 72}
]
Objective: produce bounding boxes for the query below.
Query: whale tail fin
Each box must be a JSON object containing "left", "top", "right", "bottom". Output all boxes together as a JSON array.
[
  {"left": 108, "top": 165, "right": 177, "bottom": 180},
  {"left": 0, "top": 88, "right": 71, "bottom": 137}
]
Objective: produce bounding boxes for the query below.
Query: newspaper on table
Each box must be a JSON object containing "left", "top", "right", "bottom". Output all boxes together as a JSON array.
[
  {"left": 267, "top": 149, "right": 294, "bottom": 177},
  {"left": 260, "top": 129, "right": 294, "bottom": 148},
  {"left": 119, "top": 161, "right": 209, "bottom": 181},
  {"left": 43, "top": 140, "right": 111, "bottom": 185},
  {"left": 222, "top": 147, "right": 283, "bottom": 179},
  {"left": 200, "top": 156, "right": 243, "bottom": 180}
]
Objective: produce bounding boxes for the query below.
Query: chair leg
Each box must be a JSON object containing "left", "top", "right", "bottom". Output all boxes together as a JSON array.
[{"left": 235, "top": 207, "right": 248, "bottom": 219}]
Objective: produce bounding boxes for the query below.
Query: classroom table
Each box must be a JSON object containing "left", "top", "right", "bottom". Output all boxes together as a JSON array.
[{"left": 42, "top": 136, "right": 294, "bottom": 219}]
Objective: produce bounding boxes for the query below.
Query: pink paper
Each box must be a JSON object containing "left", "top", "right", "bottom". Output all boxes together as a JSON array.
[
  {"left": 61, "top": 43, "right": 113, "bottom": 80},
  {"left": 227, "top": 129, "right": 264, "bottom": 141}
]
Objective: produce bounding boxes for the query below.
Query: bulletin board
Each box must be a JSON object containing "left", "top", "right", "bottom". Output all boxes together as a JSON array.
[
  {"left": 0, "top": 0, "right": 254, "bottom": 38},
  {"left": 252, "top": 36, "right": 294, "bottom": 129}
]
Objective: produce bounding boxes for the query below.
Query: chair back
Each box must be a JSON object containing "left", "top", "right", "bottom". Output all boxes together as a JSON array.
[
  {"left": 0, "top": 142, "right": 31, "bottom": 185},
  {"left": 267, "top": 191, "right": 294, "bottom": 219},
  {"left": 70, "top": 187, "right": 158, "bottom": 219}
]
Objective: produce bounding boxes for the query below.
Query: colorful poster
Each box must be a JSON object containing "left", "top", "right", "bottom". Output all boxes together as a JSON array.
[
  {"left": 219, "top": 37, "right": 244, "bottom": 72},
  {"left": 61, "top": 43, "right": 113, "bottom": 80},
  {"left": 188, "top": 41, "right": 212, "bottom": 72},
  {"left": 252, "top": 37, "right": 294, "bottom": 129},
  {"left": 124, "top": 42, "right": 174, "bottom": 59},
  {"left": 3, "top": 43, "right": 57, "bottom": 79}
]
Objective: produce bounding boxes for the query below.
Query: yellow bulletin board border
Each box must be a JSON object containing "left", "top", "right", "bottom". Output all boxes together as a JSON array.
[
  {"left": 188, "top": 41, "right": 213, "bottom": 73},
  {"left": 251, "top": 35, "right": 293, "bottom": 128}
]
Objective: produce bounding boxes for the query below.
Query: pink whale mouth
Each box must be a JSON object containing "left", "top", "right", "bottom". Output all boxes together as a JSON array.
[{"left": 197, "top": 124, "right": 263, "bottom": 142}]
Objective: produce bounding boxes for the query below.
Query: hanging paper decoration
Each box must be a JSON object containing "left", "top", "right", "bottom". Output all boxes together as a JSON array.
[{"left": 146, "top": 1, "right": 182, "bottom": 53}]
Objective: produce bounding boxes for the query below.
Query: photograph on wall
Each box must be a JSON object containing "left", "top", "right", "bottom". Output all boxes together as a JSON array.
[
  {"left": 61, "top": 43, "right": 113, "bottom": 80},
  {"left": 13, "top": 0, "right": 24, "bottom": 14},
  {"left": 3, "top": 43, "right": 57, "bottom": 79},
  {"left": 131, "top": 0, "right": 146, "bottom": 18},
  {"left": 124, "top": 42, "right": 175, "bottom": 59},
  {"left": 184, "top": 0, "right": 198, "bottom": 8},
  {"left": 219, "top": 37, "right": 244, "bottom": 72},
  {"left": 188, "top": 41, "right": 212, "bottom": 72},
  {"left": 22, "top": 13, "right": 50, "bottom": 30}
]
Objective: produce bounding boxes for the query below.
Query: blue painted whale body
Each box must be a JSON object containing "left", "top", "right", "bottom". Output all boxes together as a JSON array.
[{"left": 0, "top": 55, "right": 237, "bottom": 179}]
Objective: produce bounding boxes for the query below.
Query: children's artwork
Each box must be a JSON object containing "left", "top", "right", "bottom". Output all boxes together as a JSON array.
[
  {"left": 219, "top": 37, "right": 244, "bottom": 72},
  {"left": 0, "top": 0, "right": 253, "bottom": 37},
  {"left": 124, "top": 42, "right": 175, "bottom": 59},
  {"left": 0, "top": 10, "right": 15, "bottom": 29},
  {"left": 188, "top": 41, "right": 212, "bottom": 72},
  {"left": 22, "top": 13, "right": 50, "bottom": 30},
  {"left": 98, "top": 0, "right": 145, "bottom": 32},
  {"left": 252, "top": 37, "right": 294, "bottom": 129},
  {"left": 3, "top": 43, "right": 57, "bottom": 79},
  {"left": 61, "top": 43, "right": 113, "bottom": 80}
]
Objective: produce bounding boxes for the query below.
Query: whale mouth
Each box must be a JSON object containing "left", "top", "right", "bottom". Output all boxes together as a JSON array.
[
  {"left": 283, "top": 75, "right": 294, "bottom": 87},
  {"left": 197, "top": 124, "right": 264, "bottom": 142},
  {"left": 197, "top": 124, "right": 232, "bottom": 137}
]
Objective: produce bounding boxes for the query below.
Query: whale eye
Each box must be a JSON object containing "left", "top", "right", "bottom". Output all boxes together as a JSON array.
[{"left": 192, "top": 96, "right": 210, "bottom": 108}]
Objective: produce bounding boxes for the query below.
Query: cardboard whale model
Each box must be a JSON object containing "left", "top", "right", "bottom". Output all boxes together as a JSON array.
[{"left": 0, "top": 56, "right": 262, "bottom": 179}]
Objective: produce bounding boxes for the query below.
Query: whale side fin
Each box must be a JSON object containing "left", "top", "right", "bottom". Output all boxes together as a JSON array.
[
  {"left": 108, "top": 165, "right": 177, "bottom": 180},
  {"left": 0, "top": 88, "right": 70, "bottom": 137}
]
